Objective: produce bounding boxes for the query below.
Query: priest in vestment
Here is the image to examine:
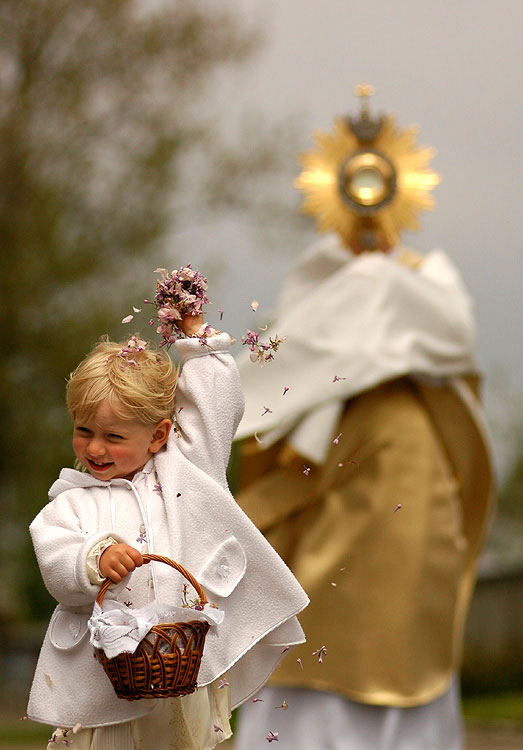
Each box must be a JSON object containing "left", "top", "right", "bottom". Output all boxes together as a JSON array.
[{"left": 233, "top": 88, "right": 495, "bottom": 750}]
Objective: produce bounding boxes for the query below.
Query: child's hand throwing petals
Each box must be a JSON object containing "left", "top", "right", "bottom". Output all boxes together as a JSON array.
[
  {"left": 179, "top": 313, "right": 204, "bottom": 337},
  {"left": 99, "top": 543, "right": 149, "bottom": 583}
]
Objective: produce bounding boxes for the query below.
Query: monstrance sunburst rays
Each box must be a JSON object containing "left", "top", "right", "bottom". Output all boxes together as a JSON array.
[{"left": 294, "top": 112, "right": 440, "bottom": 248}]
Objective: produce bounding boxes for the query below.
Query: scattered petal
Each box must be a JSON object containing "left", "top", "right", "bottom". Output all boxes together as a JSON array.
[
  {"left": 393, "top": 503, "right": 403, "bottom": 512},
  {"left": 312, "top": 645, "right": 327, "bottom": 663},
  {"left": 218, "top": 679, "right": 230, "bottom": 689},
  {"left": 280, "top": 646, "right": 290, "bottom": 654},
  {"left": 283, "top": 386, "right": 290, "bottom": 396},
  {"left": 44, "top": 673, "right": 53, "bottom": 687},
  {"left": 332, "top": 374, "right": 347, "bottom": 383},
  {"left": 242, "top": 329, "right": 287, "bottom": 365},
  {"left": 72, "top": 724, "right": 82, "bottom": 734},
  {"left": 132, "top": 306, "right": 142, "bottom": 313},
  {"left": 261, "top": 406, "right": 273, "bottom": 416},
  {"left": 252, "top": 698, "right": 264, "bottom": 703},
  {"left": 218, "top": 309, "right": 224, "bottom": 320},
  {"left": 303, "top": 465, "right": 311, "bottom": 476},
  {"left": 121, "top": 314, "right": 134, "bottom": 324},
  {"left": 276, "top": 699, "right": 288, "bottom": 710},
  {"left": 19, "top": 716, "right": 27, "bottom": 721},
  {"left": 266, "top": 731, "right": 279, "bottom": 742},
  {"left": 333, "top": 433, "right": 342, "bottom": 444},
  {"left": 251, "top": 299, "right": 259, "bottom": 312},
  {"left": 254, "top": 432, "right": 263, "bottom": 444},
  {"left": 297, "top": 658, "right": 303, "bottom": 669},
  {"left": 214, "top": 724, "right": 223, "bottom": 733},
  {"left": 330, "top": 581, "right": 337, "bottom": 586},
  {"left": 258, "top": 324, "right": 268, "bottom": 331},
  {"left": 339, "top": 567, "right": 346, "bottom": 571}
]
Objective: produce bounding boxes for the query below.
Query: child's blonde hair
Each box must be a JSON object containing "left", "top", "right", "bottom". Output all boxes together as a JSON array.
[{"left": 66, "top": 336, "right": 177, "bottom": 425}]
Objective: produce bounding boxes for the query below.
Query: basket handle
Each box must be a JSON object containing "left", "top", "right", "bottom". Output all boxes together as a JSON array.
[{"left": 96, "top": 553, "right": 208, "bottom": 607}]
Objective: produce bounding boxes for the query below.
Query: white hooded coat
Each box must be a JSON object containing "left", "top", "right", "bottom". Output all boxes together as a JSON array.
[{"left": 28, "top": 333, "right": 308, "bottom": 729}]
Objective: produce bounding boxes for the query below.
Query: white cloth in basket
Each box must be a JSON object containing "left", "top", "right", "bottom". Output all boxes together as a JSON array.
[{"left": 88, "top": 599, "right": 224, "bottom": 659}]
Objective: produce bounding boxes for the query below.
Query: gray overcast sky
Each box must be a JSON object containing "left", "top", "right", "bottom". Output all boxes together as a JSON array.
[{"left": 170, "top": 0, "right": 522, "bottom": 471}]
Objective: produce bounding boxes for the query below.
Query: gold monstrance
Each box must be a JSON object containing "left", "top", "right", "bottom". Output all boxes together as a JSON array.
[{"left": 294, "top": 84, "right": 440, "bottom": 251}]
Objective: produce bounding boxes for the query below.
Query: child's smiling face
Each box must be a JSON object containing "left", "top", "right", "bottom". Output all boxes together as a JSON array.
[{"left": 72, "top": 399, "right": 171, "bottom": 481}]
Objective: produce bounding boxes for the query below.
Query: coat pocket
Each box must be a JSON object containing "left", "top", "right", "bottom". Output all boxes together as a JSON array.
[
  {"left": 197, "top": 536, "right": 247, "bottom": 597},
  {"left": 49, "top": 607, "right": 90, "bottom": 651}
]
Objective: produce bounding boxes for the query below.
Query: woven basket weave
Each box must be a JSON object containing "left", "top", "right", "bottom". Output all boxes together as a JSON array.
[{"left": 94, "top": 553, "right": 210, "bottom": 701}]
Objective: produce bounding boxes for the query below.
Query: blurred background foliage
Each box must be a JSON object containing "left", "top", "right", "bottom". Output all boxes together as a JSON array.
[{"left": 0, "top": 0, "right": 302, "bottom": 626}]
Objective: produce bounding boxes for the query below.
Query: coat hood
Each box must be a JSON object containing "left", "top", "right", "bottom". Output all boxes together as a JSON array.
[{"left": 49, "top": 468, "right": 111, "bottom": 499}]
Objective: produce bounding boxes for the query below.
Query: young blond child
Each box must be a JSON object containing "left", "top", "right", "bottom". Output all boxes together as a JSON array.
[{"left": 28, "top": 312, "right": 308, "bottom": 750}]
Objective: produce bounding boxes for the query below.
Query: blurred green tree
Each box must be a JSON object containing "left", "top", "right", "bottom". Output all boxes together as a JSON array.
[{"left": 0, "top": 0, "right": 280, "bottom": 622}]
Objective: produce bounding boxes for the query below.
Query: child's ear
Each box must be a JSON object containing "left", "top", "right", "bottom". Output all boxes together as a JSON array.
[{"left": 150, "top": 419, "right": 172, "bottom": 453}]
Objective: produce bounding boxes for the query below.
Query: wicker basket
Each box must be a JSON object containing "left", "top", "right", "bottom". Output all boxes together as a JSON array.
[{"left": 94, "top": 553, "right": 210, "bottom": 701}]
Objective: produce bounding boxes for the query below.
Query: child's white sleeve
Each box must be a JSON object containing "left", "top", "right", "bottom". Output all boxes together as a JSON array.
[
  {"left": 30, "top": 495, "right": 126, "bottom": 607},
  {"left": 174, "top": 332, "right": 244, "bottom": 486}
]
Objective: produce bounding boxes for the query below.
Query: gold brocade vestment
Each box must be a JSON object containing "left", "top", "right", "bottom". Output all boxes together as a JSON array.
[{"left": 235, "top": 375, "right": 494, "bottom": 707}]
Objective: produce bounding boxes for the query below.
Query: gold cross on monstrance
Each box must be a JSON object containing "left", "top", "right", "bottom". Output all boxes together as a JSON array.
[{"left": 355, "top": 83, "right": 375, "bottom": 115}]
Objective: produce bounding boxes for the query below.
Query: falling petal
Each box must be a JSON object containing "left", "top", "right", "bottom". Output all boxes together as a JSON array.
[
  {"left": 297, "top": 658, "right": 303, "bottom": 669},
  {"left": 218, "top": 309, "right": 224, "bottom": 320},
  {"left": 338, "top": 459, "right": 359, "bottom": 468},
  {"left": 312, "top": 645, "right": 327, "bottom": 663},
  {"left": 254, "top": 432, "right": 263, "bottom": 444},
  {"left": 332, "top": 374, "right": 347, "bottom": 382},
  {"left": 283, "top": 386, "right": 290, "bottom": 396},
  {"left": 214, "top": 724, "right": 223, "bottom": 732},
  {"left": 259, "top": 324, "right": 268, "bottom": 331},
  {"left": 19, "top": 716, "right": 27, "bottom": 721},
  {"left": 280, "top": 646, "right": 290, "bottom": 654},
  {"left": 303, "top": 465, "right": 311, "bottom": 476},
  {"left": 339, "top": 567, "right": 346, "bottom": 571},
  {"left": 262, "top": 406, "right": 273, "bottom": 416},
  {"left": 72, "top": 724, "right": 82, "bottom": 734},
  {"left": 121, "top": 314, "right": 134, "bottom": 324},
  {"left": 333, "top": 433, "right": 342, "bottom": 444},
  {"left": 251, "top": 299, "right": 259, "bottom": 312},
  {"left": 252, "top": 698, "right": 264, "bottom": 703},
  {"left": 394, "top": 503, "right": 403, "bottom": 512},
  {"left": 44, "top": 673, "right": 53, "bottom": 687},
  {"left": 331, "top": 582, "right": 337, "bottom": 586},
  {"left": 218, "top": 679, "right": 230, "bottom": 689},
  {"left": 276, "top": 699, "right": 289, "bottom": 710},
  {"left": 133, "top": 306, "right": 142, "bottom": 313},
  {"left": 266, "top": 731, "right": 279, "bottom": 742}
]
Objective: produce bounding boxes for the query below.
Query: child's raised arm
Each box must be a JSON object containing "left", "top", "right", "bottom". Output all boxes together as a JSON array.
[{"left": 171, "top": 321, "right": 244, "bottom": 488}]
